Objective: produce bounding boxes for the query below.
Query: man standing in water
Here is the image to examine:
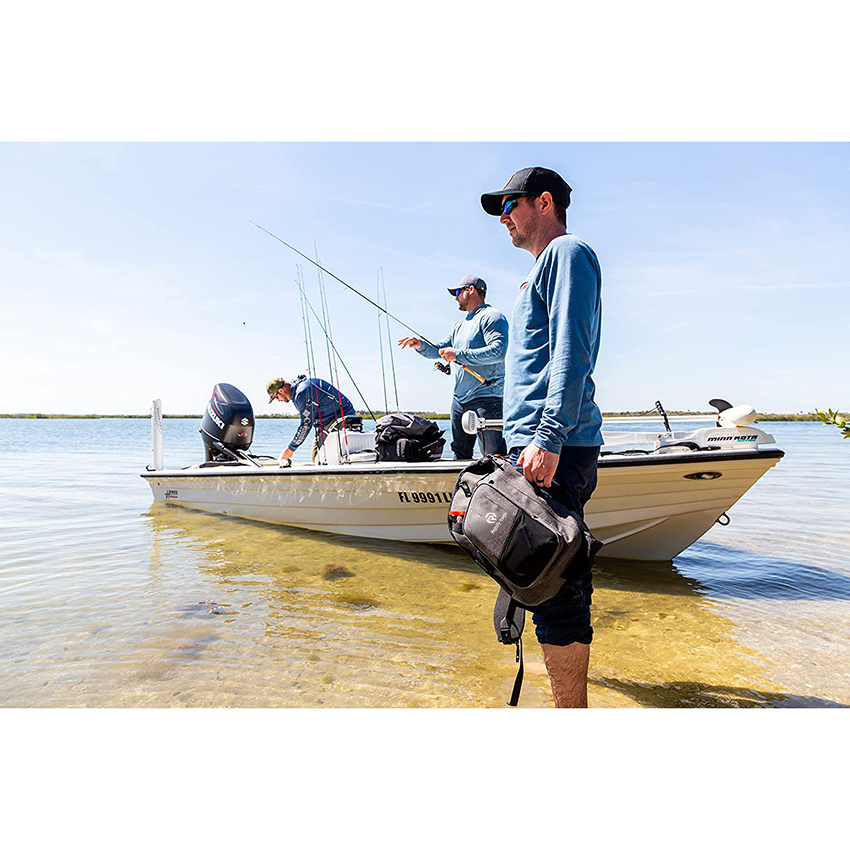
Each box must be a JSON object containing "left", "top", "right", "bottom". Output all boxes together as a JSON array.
[
  {"left": 398, "top": 275, "right": 508, "bottom": 459},
  {"left": 481, "top": 167, "right": 603, "bottom": 708},
  {"left": 266, "top": 375, "right": 357, "bottom": 465}
]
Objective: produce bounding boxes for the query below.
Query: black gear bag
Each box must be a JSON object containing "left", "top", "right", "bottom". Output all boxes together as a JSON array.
[
  {"left": 448, "top": 454, "right": 602, "bottom": 607},
  {"left": 448, "top": 454, "right": 602, "bottom": 705},
  {"left": 374, "top": 413, "right": 445, "bottom": 462}
]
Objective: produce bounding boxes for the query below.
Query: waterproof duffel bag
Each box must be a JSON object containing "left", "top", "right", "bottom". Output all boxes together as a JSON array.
[{"left": 447, "top": 454, "right": 602, "bottom": 609}]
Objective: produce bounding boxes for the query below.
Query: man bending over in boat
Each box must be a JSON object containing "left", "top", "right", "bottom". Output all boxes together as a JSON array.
[
  {"left": 398, "top": 275, "right": 508, "bottom": 459},
  {"left": 266, "top": 376, "right": 358, "bottom": 465}
]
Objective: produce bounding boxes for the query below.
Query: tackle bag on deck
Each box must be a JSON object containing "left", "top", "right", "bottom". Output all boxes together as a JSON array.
[{"left": 374, "top": 413, "right": 445, "bottom": 462}]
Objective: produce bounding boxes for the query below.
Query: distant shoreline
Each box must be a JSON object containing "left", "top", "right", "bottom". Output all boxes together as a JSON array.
[{"left": 0, "top": 411, "right": 834, "bottom": 422}]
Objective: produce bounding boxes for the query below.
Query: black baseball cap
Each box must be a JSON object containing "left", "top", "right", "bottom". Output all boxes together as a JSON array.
[
  {"left": 480, "top": 166, "right": 572, "bottom": 216},
  {"left": 447, "top": 274, "right": 487, "bottom": 295}
]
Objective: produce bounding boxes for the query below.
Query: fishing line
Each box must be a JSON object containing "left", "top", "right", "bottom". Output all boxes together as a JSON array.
[
  {"left": 376, "top": 270, "right": 390, "bottom": 413},
  {"left": 295, "top": 264, "right": 328, "bottom": 445},
  {"left": 296, "top": 277, "right": 378, "bottom": 423},
  {"left": 250, "top": 220, "right": 440, "bottom": 347},
  {"left": 314, "top": 242, "right": 352, "bottom": 445},
  {"left": 314, "top": 243, "right": 337, "bottom": 385},
  {"left": 250, "top": 221, "right": 491, "bottom": 385},
  {"left": 296, "top": 265, "right": 318, "bottom": 384},
  {"left": 379, "top": 267, "right": 400, "bottom": 411}
]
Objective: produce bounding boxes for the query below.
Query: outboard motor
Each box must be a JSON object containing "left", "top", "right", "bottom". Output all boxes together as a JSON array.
[{"left": 200, "top": 383, "right": 255, "bottom": 463}]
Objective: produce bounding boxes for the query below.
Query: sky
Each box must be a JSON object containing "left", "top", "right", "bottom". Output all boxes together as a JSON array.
[{"left": 1, "top": 142, "right": 847, "bottom": 416}]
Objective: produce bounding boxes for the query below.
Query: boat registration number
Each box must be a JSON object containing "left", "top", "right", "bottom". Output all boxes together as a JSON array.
[{"left": 397, "top": 491, "right": 453, "bottom": 504}]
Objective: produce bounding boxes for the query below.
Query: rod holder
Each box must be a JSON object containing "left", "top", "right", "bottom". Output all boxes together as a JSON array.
[{"left": 461, "top": 410, "right": 504, "bottom": 435}]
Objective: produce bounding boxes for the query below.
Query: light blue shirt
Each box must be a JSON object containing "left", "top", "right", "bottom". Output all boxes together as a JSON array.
[
  {"left": 503, "top": 234, "right": 603, "bottom": 452},
  {"left": 416, "top": 304, "right": 508, "bottom": 404}
]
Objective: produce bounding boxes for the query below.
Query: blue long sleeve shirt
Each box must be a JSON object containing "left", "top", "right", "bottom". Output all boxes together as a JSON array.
[
  {"left": 415, "top": 304, "right": 509, "bottom": 404},
  {"left": 503, "top": 234, "right": 603, "bottom": 452},
  {"left": 287, "top": 376, "right": 356, "bottom": 452}
]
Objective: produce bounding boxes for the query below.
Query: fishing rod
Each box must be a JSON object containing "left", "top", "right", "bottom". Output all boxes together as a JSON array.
[
  {"left": 250, "top": 221, "right": 490, "bottom": 385},
  {"left": 295, "top": 270, "right": 379, "bottom": 423},
  {"left": 296, "top": 264, "right": 330, "bottom": 446},
  {"left": 378, "top": 267, "right": 400, "bottom": 410},
  {"left": 376, "top": 271, "right": 390, "bottom": 412}
]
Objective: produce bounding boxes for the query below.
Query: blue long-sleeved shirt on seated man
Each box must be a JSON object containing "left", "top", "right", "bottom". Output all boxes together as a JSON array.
[
  {"left": 415, "top": 304, "right": 509, "bottom": 404},
  {"left": 287, "top": 375, "right": 356, "bottom": 453},
  {"left": 503, "top": 234, "right": 603, "bottom": 453}
]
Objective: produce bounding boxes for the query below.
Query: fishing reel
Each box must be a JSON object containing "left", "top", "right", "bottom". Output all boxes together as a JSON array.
[{"left": 434, "top": 361, "right": 451, "bottom": 376}]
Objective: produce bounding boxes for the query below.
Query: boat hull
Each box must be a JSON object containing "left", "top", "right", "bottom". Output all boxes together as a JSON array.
[{"left": 142, "top": 448, "right": 783, "bottom": 560}]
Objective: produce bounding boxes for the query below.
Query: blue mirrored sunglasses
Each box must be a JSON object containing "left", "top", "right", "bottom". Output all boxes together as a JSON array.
[
  {"left": 502, "top": 197, "right": 521, "bottom": 215},
  {"left": 450, "top": 286, "right": 472, "bottom": 297}
]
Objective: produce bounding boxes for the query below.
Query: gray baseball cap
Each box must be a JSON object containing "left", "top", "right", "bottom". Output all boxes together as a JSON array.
[
  {"left": 447, "top": 274, "right": 487, "bottom": 295},
  {"left": 481, "top": 166, "right": 572, "bottom": 216}
]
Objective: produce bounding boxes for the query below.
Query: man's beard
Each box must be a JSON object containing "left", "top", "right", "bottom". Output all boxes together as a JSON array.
[{"left": 511, "top": 219, "right": 536, "bottom": 249}]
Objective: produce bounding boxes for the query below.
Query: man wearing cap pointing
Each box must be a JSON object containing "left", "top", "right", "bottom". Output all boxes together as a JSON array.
[
  {"left": 398, "top": 275, "right": 508, "bottom": 459},
  {"left": 481, "top": 167, "right": 603, "bottom": 708}
]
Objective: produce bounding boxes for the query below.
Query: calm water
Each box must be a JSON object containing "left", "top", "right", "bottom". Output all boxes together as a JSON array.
[{"left": 0, "top": 417, "right": 848, "bottom": 708}]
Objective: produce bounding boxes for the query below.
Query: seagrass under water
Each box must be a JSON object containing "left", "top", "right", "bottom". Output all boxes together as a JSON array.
[{"left": 0, "top": 418, "right": 847, "bottom": 707}]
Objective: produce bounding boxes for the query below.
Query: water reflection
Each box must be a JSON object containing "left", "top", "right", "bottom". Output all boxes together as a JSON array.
[
  {"left": 4, "top": 419, "right": 848, "bottom": 708},
  {"left": 143, "top": 504, "right": 554, "bottom": 708},
  {"left": 676, "top": 541, "right": 850, "bottom": 601},
  {"left": 139, "top": 505, "right": 826, "bottom": 708}
]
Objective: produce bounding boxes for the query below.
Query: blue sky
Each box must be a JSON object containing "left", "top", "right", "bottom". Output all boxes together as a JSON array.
[{"left": 1, "top": 142, "right": 847, "bottom": 416}]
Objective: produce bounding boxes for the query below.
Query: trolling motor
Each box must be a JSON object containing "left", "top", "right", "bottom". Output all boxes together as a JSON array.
[
  {"left": 709, "top": 398, "right": 758, "bottom": 428},
  {"left": 199, "top": 383, "right": 260, "bottom": 466}
]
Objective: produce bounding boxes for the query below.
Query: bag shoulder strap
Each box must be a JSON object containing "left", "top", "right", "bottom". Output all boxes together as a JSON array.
[{"left": 493, "top": 587, "right": 526, "bottom": 707}]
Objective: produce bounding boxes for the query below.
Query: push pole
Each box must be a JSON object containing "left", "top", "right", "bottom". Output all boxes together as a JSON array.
[{"left": 151, "top": 399, "right": 163, "bottom": 470}]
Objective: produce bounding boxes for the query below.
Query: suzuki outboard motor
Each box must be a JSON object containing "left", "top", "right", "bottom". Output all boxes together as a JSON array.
[{"left": 200, "top": 383, "right": 255, "bottom": 463}]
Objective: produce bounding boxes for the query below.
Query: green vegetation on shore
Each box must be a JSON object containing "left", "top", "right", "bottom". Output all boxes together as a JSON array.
[
  {"left": 815, "top": 408, "right": 850, "bottom": 439},
  {"left": 0, "top": 411, "right": 838, "bottom": 422}
]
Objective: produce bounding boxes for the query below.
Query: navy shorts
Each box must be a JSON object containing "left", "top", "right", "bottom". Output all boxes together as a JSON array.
[{"left": 509, "top": 445, "right": 600, "bottom": 646}]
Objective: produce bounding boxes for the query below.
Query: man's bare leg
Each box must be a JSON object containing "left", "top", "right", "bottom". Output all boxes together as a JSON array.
[{"left": 541, "top": 642, "right": 590, "bottom": 708}]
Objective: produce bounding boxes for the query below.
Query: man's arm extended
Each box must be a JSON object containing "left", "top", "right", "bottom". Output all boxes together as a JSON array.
[{"left": 285, "top": 403, "right": 314, "bottom": 456}]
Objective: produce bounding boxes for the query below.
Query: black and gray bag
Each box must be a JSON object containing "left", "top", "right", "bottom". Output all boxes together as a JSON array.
[
  {"left": 374, "top": 413, "right": 445, "bottom": 462},
  {"left": 448, "top": 454, "right": 602, "bottom": 608},
  {"left": 448, "top": 454, "right": 602, "bottom": 704}
]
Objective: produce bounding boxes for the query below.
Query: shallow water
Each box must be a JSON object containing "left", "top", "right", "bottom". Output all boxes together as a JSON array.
[{"left": 0, "top": 417, "right": 847, "bottom": 707}]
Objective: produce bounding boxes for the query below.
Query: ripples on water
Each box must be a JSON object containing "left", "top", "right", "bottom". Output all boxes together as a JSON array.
[{"left": 0, "top": 418, "right": 847, "bottom": 708}]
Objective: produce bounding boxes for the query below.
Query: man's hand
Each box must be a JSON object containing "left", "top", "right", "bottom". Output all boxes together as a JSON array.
[
  {"left": 517, "top": 444, "right": 560, "bottom": 488},
  {"left": 438, "top": 347, "right": 457, "bottom": 363},
  {"left": 279, "top": 448, "right": 294, "bottom": 466},
  {"left": 398, "top": 337, "right": 421, "bottom": 349}
]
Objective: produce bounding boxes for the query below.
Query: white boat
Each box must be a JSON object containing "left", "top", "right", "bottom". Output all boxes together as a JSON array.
[{"left": 142, "top": 395, "right": 784, "bottom": 561}]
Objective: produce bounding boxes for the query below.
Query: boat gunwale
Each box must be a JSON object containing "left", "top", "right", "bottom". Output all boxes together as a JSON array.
[{"left": 140, "top": 447, "right": 784, "bottom": 480}]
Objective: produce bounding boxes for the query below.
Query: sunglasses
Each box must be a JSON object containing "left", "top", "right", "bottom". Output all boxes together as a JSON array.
[
  {"left": 502, "top": 197, "right": 521, "bottom": 216},
  {"left": 450, "top": 286, "right": 473, "bottom": 297}
]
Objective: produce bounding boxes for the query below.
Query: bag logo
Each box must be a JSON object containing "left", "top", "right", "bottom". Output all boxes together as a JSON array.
[{"left": 486, "top": 512, "right": 498, "bottom": 524}]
